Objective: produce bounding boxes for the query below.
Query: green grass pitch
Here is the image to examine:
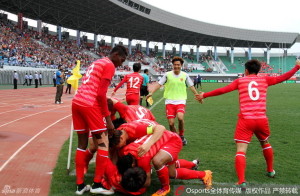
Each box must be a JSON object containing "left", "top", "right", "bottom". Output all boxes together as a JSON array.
[{"left": 50, "top": 83, "right": 300, "bottom": 195}]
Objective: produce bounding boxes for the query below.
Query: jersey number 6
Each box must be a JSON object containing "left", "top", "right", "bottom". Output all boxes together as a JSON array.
[{"left": 248, "top": 81, "right": 260, "bottom": 101}]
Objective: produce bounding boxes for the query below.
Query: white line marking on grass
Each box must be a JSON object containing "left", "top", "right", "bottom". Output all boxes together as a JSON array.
[
  {"left": 0, "top": 114, "right": 71, "bottom": 172},
  {"left": 0, "top": 106, "right": 68, "bottom": 128},
  {"left": 149, "top": 97, "right": 164, "bottom": 111}
]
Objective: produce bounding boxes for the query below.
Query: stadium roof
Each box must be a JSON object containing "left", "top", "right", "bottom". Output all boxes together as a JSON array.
[{"left": 1, "top": 0, "right": 299, "bottom": 48}]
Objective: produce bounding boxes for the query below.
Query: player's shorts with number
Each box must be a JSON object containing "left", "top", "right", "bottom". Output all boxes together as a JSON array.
[{"left": 234, "top": 117, "right": 270, "bottom": 143}]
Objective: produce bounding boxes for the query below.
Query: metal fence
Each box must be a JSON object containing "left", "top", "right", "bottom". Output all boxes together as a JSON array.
[{"left": 0, "top": 70, "right": 56, "bottom": 85}]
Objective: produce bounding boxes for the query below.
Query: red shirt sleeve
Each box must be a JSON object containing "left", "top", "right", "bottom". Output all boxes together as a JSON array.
[
  {"left": 113, "top": 102, "right": 128, "bottom": 119},
  {"left": 114, "top": 75, "right": 127, "bottom": 92},
  {"left": 266, "top": 66, "right": 299, "bottom": 86},
  {"left": 135, "top": 124, "right": 149, "bottom": 138},
  {"left": 97, "top": 79, "right": 111, "bottom": 117},
  {"left": 149, "top": 112, "right": 156, "bottom": 121},
  {"left": 203, "top": 79, "right": 239, "bottom": 98}
]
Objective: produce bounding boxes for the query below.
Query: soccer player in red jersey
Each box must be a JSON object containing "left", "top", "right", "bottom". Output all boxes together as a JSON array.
[
  {"left": 195, "top": 59, "right": 300, "bottom": 187},
  {"left": 71, "top": 45, "right": 127, "bottom": 195},
  {"left": 112, "top": 63, "right": 144, "bottom": 105},
  {"left": 115, "top": 129, "right": 212, "bottom": 195},
  {"left": 113, "top": 120, "right": 164, "bottom": 156},
  {"left": 109, "top": 97, "right": 156, "bottom": 122},
  {"left": 85, "top": 98, "right": 156, "bottom": 173}
]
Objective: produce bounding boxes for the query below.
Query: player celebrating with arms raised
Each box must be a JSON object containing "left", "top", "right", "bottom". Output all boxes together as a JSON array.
[
  {"left": 112, "top": 63, "right": 143, "bottom": 105},
  {"left": 195, "top": 59, "right": 300, "bottom": 188}
]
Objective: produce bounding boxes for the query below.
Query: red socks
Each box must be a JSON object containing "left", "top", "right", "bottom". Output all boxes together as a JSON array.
[
  {"left": 262, "top": 144, "right": 274, "bottom": 172},
  {"left": 156, "top": 166, "right": 170, "bottom": 190},
  {"left": 94, "top": 149, "right": 109, "bottom": 183},
  {"left": 235, "top": 151, "right": 246, "bottom": 184},
  {"left": 179, "top": 130, "right": 184, "bottom": 136},
  {"left": 176, "top": 168, "right": 205, "bottom": 179},
  {"left": 175, "top": 159, "right": 195, "bottom": 169},
  {"left": 85, "top": 149, "right": 94, "bottom": 166},
  {"left": 75, "top": 148, "right": 86, "bottom": 185}
]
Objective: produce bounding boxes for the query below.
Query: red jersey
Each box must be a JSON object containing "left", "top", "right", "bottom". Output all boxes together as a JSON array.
[
  {"left": 117, "top": 119, "right": 158, "bottom": 143},
  {"left": 114, "top": 72, "right": 143, "bottom": 95},
  {"left": 204, "top": 66, "right": 299, "bottom": 119},
  {"left": 119, "top": 130, "right": 179, "bottom": 173},
  {"left": 73, "top": 58, "right": 115, "bottom": 107},
  {"left": 113, "top": 102, "right": 156, "bottom": 122}
]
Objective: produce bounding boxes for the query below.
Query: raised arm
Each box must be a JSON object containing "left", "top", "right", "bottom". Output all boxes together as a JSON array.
[
  {"left": 112, "top": 76, "right": 127, "bottom": 96},
  {"left": 195, "top": 80, "right": 238, "bottom": 102},
  {"left": 146, "top": 82, "right": 162, "bottom": 98},
  {"left": 266, "top": 60, "right": 300, "bottom": 86}
]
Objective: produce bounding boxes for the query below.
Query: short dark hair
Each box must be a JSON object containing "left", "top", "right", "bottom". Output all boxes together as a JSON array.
[
  {"left": 245, "top": 59, "right": 261, "bottom": 74},
  {"left": 121, "top": 167, "right": 146, "bottom": 192},
  {"left": 112, "top": 118, "right": 126, "bottom": 129},
  {"left": 109, "top": 129, "right": 123, "bottom": 148},
  {"left": 117, "top": 154, "right": 134, "bottom": 175},
  {"left": 144, "top": 69, "right": 148, "bottom": 73},
  {"left": 172, "top": 56, "right": 184, "bottom": 65},
  {"left": 110, "top": 45, "right": 128, "bottom": 57},
  {"left": 133, "top": 63, "right": 141, "bottom": 72}
]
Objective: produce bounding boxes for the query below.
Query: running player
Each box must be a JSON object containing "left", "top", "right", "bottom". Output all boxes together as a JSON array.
[
  {"left": 112, "top": 63, "right": 143, "bottom": 105},
  {"left": 195, "top": 59, "right": 300, "bottom": 187},
  {"left": 71, "top": 45, "right": 127, "bottom": 195},
  {"left": 147, "top": 56, "right": 198, "bottom": 145}
]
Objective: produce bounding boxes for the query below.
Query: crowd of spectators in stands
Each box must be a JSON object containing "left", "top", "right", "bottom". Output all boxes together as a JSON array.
[
  {"left": 259, "top": 61, "right": 274, "bottom": 73},
  {"left": 2, "top": 17, "right": 292, "bottom": 77},
  {"left": 0, "top": 19, "right": 96, "bottom": 70}
]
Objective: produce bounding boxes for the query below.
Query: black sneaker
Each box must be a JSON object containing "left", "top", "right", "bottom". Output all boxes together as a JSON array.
[
  {"left": 191, "top": 159, "right": 200, "bottom": 170},
  {"left": 180, "top": 136, "right": 187, "bottom": 146},
  {"left": 90, "top": 182, "right": 114, "bottom": 195},
  {"left": 75, "top": 183, "right": 90, "bottom": 195}
]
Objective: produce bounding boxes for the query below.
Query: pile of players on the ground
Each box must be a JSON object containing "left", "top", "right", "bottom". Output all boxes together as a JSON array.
[{"left": 75, "top": 98, "right": 212, "bottom": 195}]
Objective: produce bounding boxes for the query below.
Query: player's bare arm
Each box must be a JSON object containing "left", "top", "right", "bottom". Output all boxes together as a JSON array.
[
  {"left": 105, "top": 116, "right": 114, "bottom": 136},
  {"left": 137, "top": 125, "right": 166, "bottom": 157},
  {"left": 146, "top": 82, "right": 162, "bottom": 99},
  {"left": 195, "top": 92, "right": 204, "bottom": 103},
  {"left": 189, "top": 86, "right": 198, "bottom": 95}
]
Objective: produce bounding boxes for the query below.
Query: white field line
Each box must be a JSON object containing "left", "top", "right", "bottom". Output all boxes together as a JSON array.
[
  {"left": 0, "top": 105, "right": 68, "bottom": 128},
  {"left": 0, "top": 114, "right": 72, "bottom": 172}
]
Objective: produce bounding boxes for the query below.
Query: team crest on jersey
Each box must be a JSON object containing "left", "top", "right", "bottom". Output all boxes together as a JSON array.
[{"left": 180, "top": 78, "right": 184, "bottom": 81}]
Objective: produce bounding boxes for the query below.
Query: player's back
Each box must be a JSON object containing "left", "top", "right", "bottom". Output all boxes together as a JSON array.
[
  {"left": 117, "top": 119, "right": 158, "bottom": 142},
  {"left": 125, "top": 105, "right": 156, "bottom": 122},
  {"left": 124, "top": 72, "right": 143, "bottom": 95},
  {"left": 237, "top": 75, "right": 268, "bottom": 119},
  {"left": 121, "top": 130, "right": 179, "bottom": 160}
]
